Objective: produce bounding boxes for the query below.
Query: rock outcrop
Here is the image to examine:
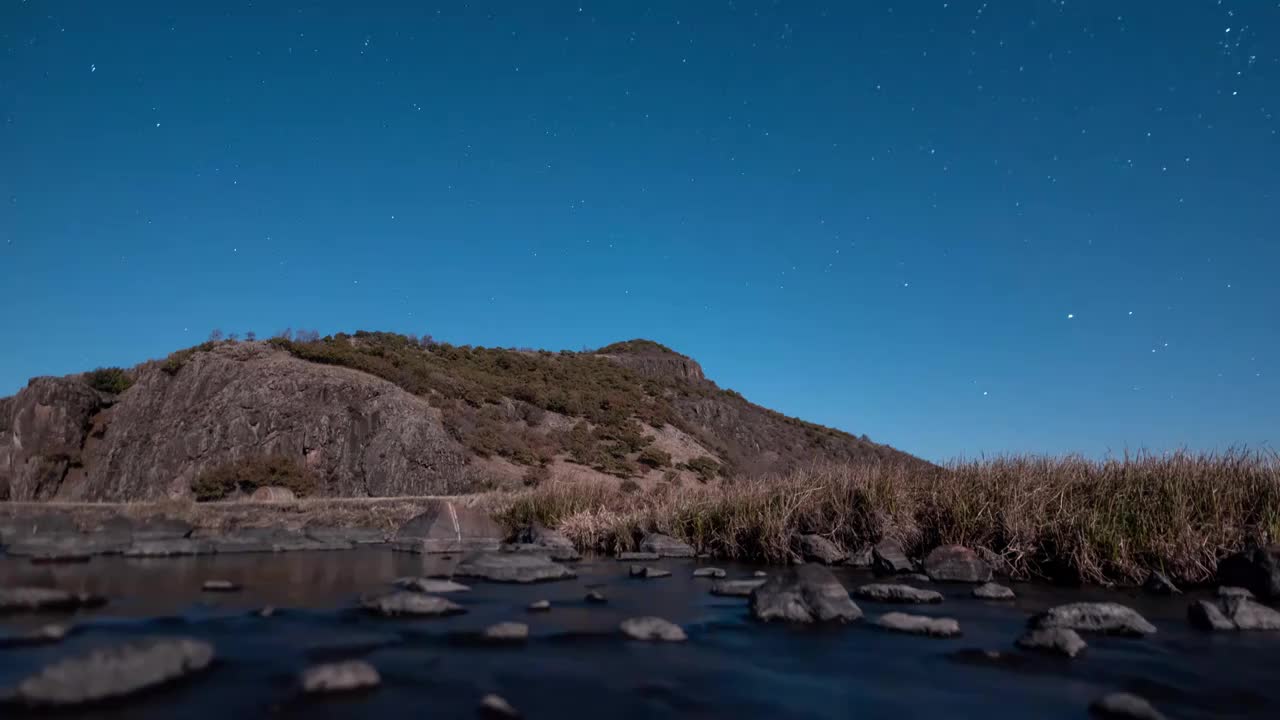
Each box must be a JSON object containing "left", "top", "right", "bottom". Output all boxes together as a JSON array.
[{"left": 749, "top": 564, "right": 862, "bottom": 623}]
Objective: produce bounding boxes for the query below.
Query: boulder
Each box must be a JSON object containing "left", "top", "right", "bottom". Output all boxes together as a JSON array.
[
  {"left": 872, "top": 540, "right": 913, "bottom": 575},
  {"left": 923, "top": 545, "right": 992, "bottom": 583},
  {"left": 299, "top": 660, "right": 380, "bottom": 694},
  {"left": 620, "top": 616, "right": 687, "bottom": 642},
  {"left": 617, "top": 551, "right": 660, "bottom": 561},
  {"left": 750, "top": 564, "right": 862, "bottom": 623},
  {"left": 1, "top": 637, "right": 213, "bottom": 707},
  {"left": 394, "top": 501, "right": 504, "bottom": 554},
  {"left": 638, "top": 533, "right": 695, "bottom": 558},
  {"left": 846, "top": 546, "right": 874, "bottom": 568},
  {"left": 454, "top": 552, "right": 575, "bottom": 583},
  {"left": 124, "top": 538, "right": 213, "bottom": 557},
  {"left": 693, "top": 567, "right": 726, "bottom": 578},
  {"left": 972, "top": 582, "right": 1016, "bottom": 600},
  {"left": 1143, "top": 570, "right": 1181, "bottom": 595},
  {"left": 249, "top": 486, "right": 297, "bottom": 502},
  {"left": 0, "top": 587, "right": 105, "bottom": 614},
  {"left": 1217, "top": 545, "right": 1280, "bottom": 601},
  {"left": 710, "top": 579, "right": 767, "bottom": 597},
  {"left": 1188, "top": 596, "right": 1280, "bottom": 631},
  {"left": 1089, "top": 692, "right": 1167, "bottom": 720},
  {"left": 853, "top": 583, "right": 943, "bottom": 604},
  {"left": 511, "top": 523, "right": 579, "bottom": 560},
  {"left": 1016, "top": 627, "right": 1087, "bottom": 657},
  {"left": 629, "top": 565, "right": 671, "bottom": 579},
  {"left": 480, "top": 693, "right": 520, "bottom": 719},
  {"left": 876, "top": 612, "right": 961, "bottom": 637},
  {"left": 1029, "top": 602, "right": 1156, "bottom": 637},
  {"left": 482, "top": 622, "right": 529, "bottom": 642},
  {"left": 798, "top": 534, "right": 846, "bottom": 564},
  {"left": 360, "top": 591, "right": 465, "bottom": 617},
  {"left": 394, "top": 577, "right": 471, "bottom": 593}
]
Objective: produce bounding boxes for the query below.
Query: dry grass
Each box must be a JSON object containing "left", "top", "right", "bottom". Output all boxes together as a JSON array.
[{"left": 494, "top": 450, "right": 1280, "bottom": 585}]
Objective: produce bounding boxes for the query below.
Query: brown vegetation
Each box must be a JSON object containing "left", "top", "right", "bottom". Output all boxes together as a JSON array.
[
  {"left": 191, "top": 455, "right": 319, "bottom": 502},
  {"left": 83, "top": 367, "right": 133, "bottom": 394}
]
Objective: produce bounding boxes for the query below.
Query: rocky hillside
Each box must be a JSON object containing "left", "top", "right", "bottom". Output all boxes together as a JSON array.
[{"left": 0, "top": 333, "right": 922, "bottom": 502}]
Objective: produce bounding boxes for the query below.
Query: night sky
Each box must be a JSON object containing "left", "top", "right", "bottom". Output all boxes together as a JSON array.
[{"left": 2, "top": 1, "right": 1277, "bottom": 461}]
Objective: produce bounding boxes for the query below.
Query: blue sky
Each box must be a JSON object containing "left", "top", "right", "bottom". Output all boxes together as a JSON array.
[{"left": 2, "top": 1, "right": 1277, "bottom": 461}]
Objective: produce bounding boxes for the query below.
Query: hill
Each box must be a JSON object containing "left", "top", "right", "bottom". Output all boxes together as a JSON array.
[{"left": 0, "top": 333, "right": 923, "bottom": 502}]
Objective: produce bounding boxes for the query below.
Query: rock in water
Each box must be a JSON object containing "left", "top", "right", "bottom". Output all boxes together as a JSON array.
[
  {"left": 0, "top": 624, "right": 70, "bottom": 649},
  {"left": 1217, "top": 545, "right": 1280, "bottom": 601},
  {"left": 1143, "top": 570, "right": 1181, "bottom": 595},
  {"left": 510, "top": 524, "right": 580, "bottom": 561},
  {"left": 2, "top": 637, "right": 213, "bottom": 707},
  {"left": 711, "top": 579, "right": 768, "bottom": 597},
  {"left": 923, "top": 545, "right": 992, "bottom": 583},
  {"left": 798, "top": 534, "right": 846, "bottom": 564},
  {"left": 872, "top": 540, "right": 913, "bottom": 575},
  {"left": 693, "top": 567, "right": 726, "bottom": 578},
  {"left": 853, "top": 584, "right": 943, "bottom": 604},
  {"left": 393, "top": 501, "right": 504, "bottom": 554},
  {"left": 638, "top": 533, "right": 695, "bottom": 558},
  {"left": 753, "top": 570, "right": 768, "bottom": 577},
  {"left": 483, "top": 622, "right": 530, "bottom": 642},
  {"left": 629, "top": 565, "right": 671, "bottom": 579},
  {"left": 1029, "top": 602, "right": 1156, "bottom": 637},
  {"left": 1016, "top": 628, "right": 1087, "bottom": 657},
  {"left": 526, "top": 600, "right": 551, "bottom": 612},
  {"left": 454, "top": 552, "right": 575, "bottom": 583},
  {"left": 360, "top": 591, "right": 465, "bottom": 617},
  {"left": 620, "top": 616, "right": 687, "bottom": 642},
  {"left": 1089, "top": 692, "right": 1168, "bottom": 720},
  {"left": 480, "top": 693, "right": 520, "bottom": 719},
  {"left": 299, "top": 660, "right": 380, "bottom": 694},
  {"left": 846, "top": 546, "right": 874, "bottom": 568},
  {"left": 1189, "top": 596, "right": 1280, "bottom": 631},
  {"left": 0, "top": 587, "right": 105, "bottom": 614},
  {"left": 972, "top": 582, "right": 1016, "bottom": 600},
  {"left": 750, "top": 564, "right": 862, "bottom": 623},
  {"left": 1218, "top": 586, "right": 1254, "bottom": 599},
  {"left": 876, "top": 612, "right": 961, "bottom": 637},
  {"left": 584, "top": 591, "right": 607, "bottom": 604},
  {"left": 394, "top": 577, "right": 471, "bottom": 593}
]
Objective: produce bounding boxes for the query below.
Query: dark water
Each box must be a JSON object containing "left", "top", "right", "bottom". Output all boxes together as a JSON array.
[{"left": 1, "top": 549, "right": 1276, "bottom": 719}]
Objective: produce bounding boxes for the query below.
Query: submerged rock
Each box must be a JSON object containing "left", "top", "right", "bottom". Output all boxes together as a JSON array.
[
  {"left": 872, "top": 540, "right": 914, "bottom": 575},
  {"left": 1089, "top": 692, "right": 1168, "bottom": 720},
  {"left": 923, "top": 545, "right": 992, "bottom": 583},
  {"left": 483, "top": 622, "right": 530, "bottom": 642},
  {"left": 617, "top": 552, "right": 660, "bottom": 561},
  {"left": 629, "top": 565, "right": 671, "bottom": 579},
  {"left": 1016, "top": 627, "right": 1087, "bottom": 657},
  {"left": 360, "top": 591, "right": 465, "bottom": 617},
  {"left": 638, "top": 533, "right": 695, "bottom": 558},
  {"left": 754, "top": 570, "right": 769, "bottom": 577},
  {"left": 202, "top": 580, "right": 241, "bottom": 592},
  {"left": 0, "top": 587, "right": 105, "bottom": 613},
  {"left": 480, "top": 693, "right": 520, "bottom": 719},
  {"left": 299, "top": 660, "right": 380, "bottom": 694},
  {"left": 1143, "top": 570, "right": 1182, "bottom": 595},
  {"left": 876, "top": 612, "right": 961, "bottom": 637},
  {"left": 692, "top": 567, "right": 726, "bottom": 578},
  {"left": 972, "top": 582, "right": 1016, "bottom": 600},
  {"left": 0, "top": 624, "right": 70, "bottom": 648},
  {"left": 710, "top": 579, "right": 768, "bottom": 597},
  {"left": 1189, "top": 596, "right": 1280, "bottom": 631},
  {"left": 750, "top": 564, "right": 862, "bottom": 623},
  {"left": 454, "top": 552, "right": 575, "bottom": 583},
  {"left": 394, "top": 577, "right": 471, "bottom": 593},
  {"left": 620, "top": 616, "right": 687, "bottom": 642},
  {"left": 585, "top": 591, "right": 607, "bottom": 604},
  {"left": 853, "top": 583, "right": 943, "bottom": 604},
  {"left": 1217, "top": 545, "right": 1280, "bottom": 601},
  {"left": 1029, "top": 602, "right": 1156, "bottom": 637},
  {"left": 2, "top": 637, "right": 213, "bottom": 707},
  {"left": 798, "top": 534, "right": 846, "bottom": 564},
  {"left": 527, "top": 600, "right": 551, "bottom": 612}
]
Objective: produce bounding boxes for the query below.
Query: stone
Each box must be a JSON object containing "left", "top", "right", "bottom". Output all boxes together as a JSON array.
[
  {"left": 629, "top": 565, "right": 671, "bottom": 579},
  {"left": 501, "top": 543, "right": 580, "bottom": 562},
  {"left": 1143, "top": 570, "right": 1181, "bottom": 595},
  {"left": 1, "top": 637, "right": 213, "bottom": 707},
  {"left": 620, "top": 616, "right": 687, "bottom": 641},
  {"left": 617, "top": 551, "right": 661, "bottom": 561},
  {"left": 394, "top": 577, "right": 471, "bottom": 593},
  {"left": 202, "top": 579, "right": 240, "bottom": 592},
  {"left": 750, "top": 564, "right": 862, "bottom": 623},
  {"left": 1189, "top": 596, "right": 1280, "bottom": 631},
  {"left": 1089, "top": 692, "right": 1168, "bottom": 720},
  {"left": 876, "top": 612, "right": 961, "bottom": 637},
  {"left": 483, "top": 622, "right": 529, "bottom": 642},
  {"left": 923, "top": 545, "right": 992, "bottom": 583},
  {"left": 454, "top": 552, "right": 575, "bottom": 583},
  {"left": 360, "top": 591, "right": 465, "bottom": 617},
  {"left": 903, "top": 573, "right": 932, "bottom": 583},
  {"left": 1218, "top": 545, "right": 1280, "bottom": 601},
  {"left": 710, "top": 579, "right": 767, "bottom": 597},
  {"left": 1029, "top": 602, "right": 1156, "bottom": 637},
  {"left": 480, "top": 693, "right": 520, "bottom": 719},
  {"left": 250, "top": 486, "right": 296, "bottom": 502},
  {"left": 693, "top": 567, "right": 726, "bottom": 578},
  {"left": 1016, "top": 627, "right": 1087, "bottom": 657},
  {"left": 124, "top": 538, "right": 213, "bottom": 557},
  {"left": 638, "top": 532, "right": 695, "bottom": 558},
  {"left": 754, "top": 570, "right": 769, "bottom": 577},
  {"left": 972, "top": 582, "right": 1016, "bottom": 600},
  {"left": 299, "top": 660, "right": 380, "bottom": 694},
  {"left": 1218, "top": 586, "right": 1254, "bottom": 599},
  {"left": 585, "top": 591, "right": 607, "bottom": 604},
  {"left": 305, "top": 525, "right": 386, "bottom": 545},
  {"left": 527, "top": 600, "right": 551, "bottom": 612},
  {"left": 0, "top": 587, "right": 105, "bottom": 613},
  {"left": 846, "top": 546, "right": 874, "bottom": 568},
  {"left": 798, "top": 534, "right": 846, "bottom": 564},
  {"left": 511, "top": 523, "right": 579, "bottom": 560},
  {"left": 0, "top": 624, "right": 70, "bottom": 648},
  {"left": 394, "top": 501, "right": 504, "bottom": 554},
  {"left": 853, "top": 583, "right": 943, "bottom": 604},
  {"left": 872, "top": 540, "right": 914, "bottom": 575}
]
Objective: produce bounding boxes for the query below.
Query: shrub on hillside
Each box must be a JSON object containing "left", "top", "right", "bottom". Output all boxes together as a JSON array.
[
  {"left": 84, "top": 367, "right": 133, "bottom": 394},
  {"left": 191, "top": 455, "right": 318, "bottom": 501},
  {"left": 684, "top": 456, "right": 721, "bottom": 483},
  {"left": 638, "top": 447, "right": 672, "bottom": 469}
]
